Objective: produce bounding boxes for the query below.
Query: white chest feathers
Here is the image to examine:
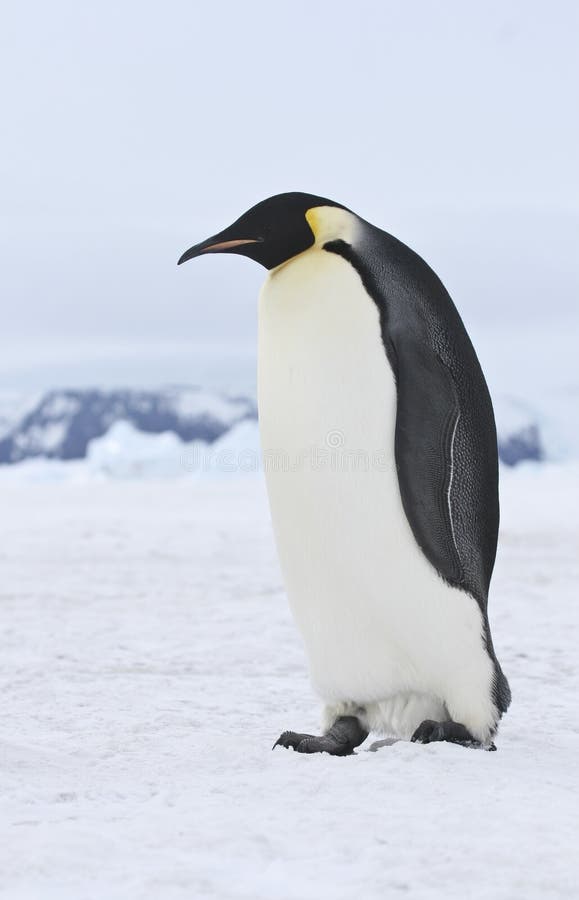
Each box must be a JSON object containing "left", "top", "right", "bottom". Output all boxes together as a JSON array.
[{"left": 257, "top": 247, "right": 496, "bottom": 742}]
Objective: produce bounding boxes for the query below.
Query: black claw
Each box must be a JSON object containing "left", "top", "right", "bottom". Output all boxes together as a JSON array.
[
  {"left": 272, "top": 731, "right": 306, "bottom": 751},
  {"left": 411, "top": 719, "right": 491, "bottom": 749},
  {"left": 272, "top": 716, "right": 369, "bottom": 757},
  {"left": 272, "top": 731, "right": 333, "bottom": 754}
]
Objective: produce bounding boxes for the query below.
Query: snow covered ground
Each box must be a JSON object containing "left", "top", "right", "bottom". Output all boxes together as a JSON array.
[{"left": 0, "top": 465, "right": 578, "bottom": 899}]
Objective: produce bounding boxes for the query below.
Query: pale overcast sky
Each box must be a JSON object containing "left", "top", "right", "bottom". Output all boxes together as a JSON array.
[{"left": 1, "top": 0, "right": 577, "bottom": 394}]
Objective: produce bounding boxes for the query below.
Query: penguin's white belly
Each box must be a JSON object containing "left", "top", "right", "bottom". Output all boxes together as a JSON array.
[{"left": 258, "top": 249, "right": 495, "bottom": 740}]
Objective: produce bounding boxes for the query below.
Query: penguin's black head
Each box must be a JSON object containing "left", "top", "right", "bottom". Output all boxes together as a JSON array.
[{"left": 178, "top": 192, "right": 348, "bottom": 271}]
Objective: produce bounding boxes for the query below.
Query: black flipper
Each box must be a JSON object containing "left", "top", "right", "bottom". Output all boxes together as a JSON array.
[{"left": 393, "top": 336, "right": 463, "bottom": 587}]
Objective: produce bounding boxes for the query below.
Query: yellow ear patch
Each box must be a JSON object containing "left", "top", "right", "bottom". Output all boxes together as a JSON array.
[
  {"left": 305, "top": 207, "right": 321, "bottom": 240},
  {"left": 305, "top": 206, "right": 359, "bottom": 246}
]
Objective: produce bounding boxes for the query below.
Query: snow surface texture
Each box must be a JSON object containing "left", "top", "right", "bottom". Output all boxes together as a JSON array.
[{"left": 1, "top": 465, "right": 578, "bottom": 899}]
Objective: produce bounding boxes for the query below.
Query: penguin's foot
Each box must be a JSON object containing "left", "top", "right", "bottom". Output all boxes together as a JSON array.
[
  {"left": 273, "top": 715, "right": 368, "bottom": 757},
  {"left": 411, "top": 719, "right": 496, "bottom": 751}
]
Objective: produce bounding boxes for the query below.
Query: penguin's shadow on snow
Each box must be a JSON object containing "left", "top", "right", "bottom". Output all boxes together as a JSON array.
[{"left": 366, "top": 738, "right": 400, "bottom": 752}]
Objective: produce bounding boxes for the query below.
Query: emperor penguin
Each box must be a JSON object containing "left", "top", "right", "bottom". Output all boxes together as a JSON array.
[{"left": 178, "top": 193, "right": 511, "bottom": 754}]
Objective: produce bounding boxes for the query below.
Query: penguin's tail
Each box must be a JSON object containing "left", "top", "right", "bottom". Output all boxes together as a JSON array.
[{"left": 493, "top": 663, "right": 512, "bottom": 713}]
